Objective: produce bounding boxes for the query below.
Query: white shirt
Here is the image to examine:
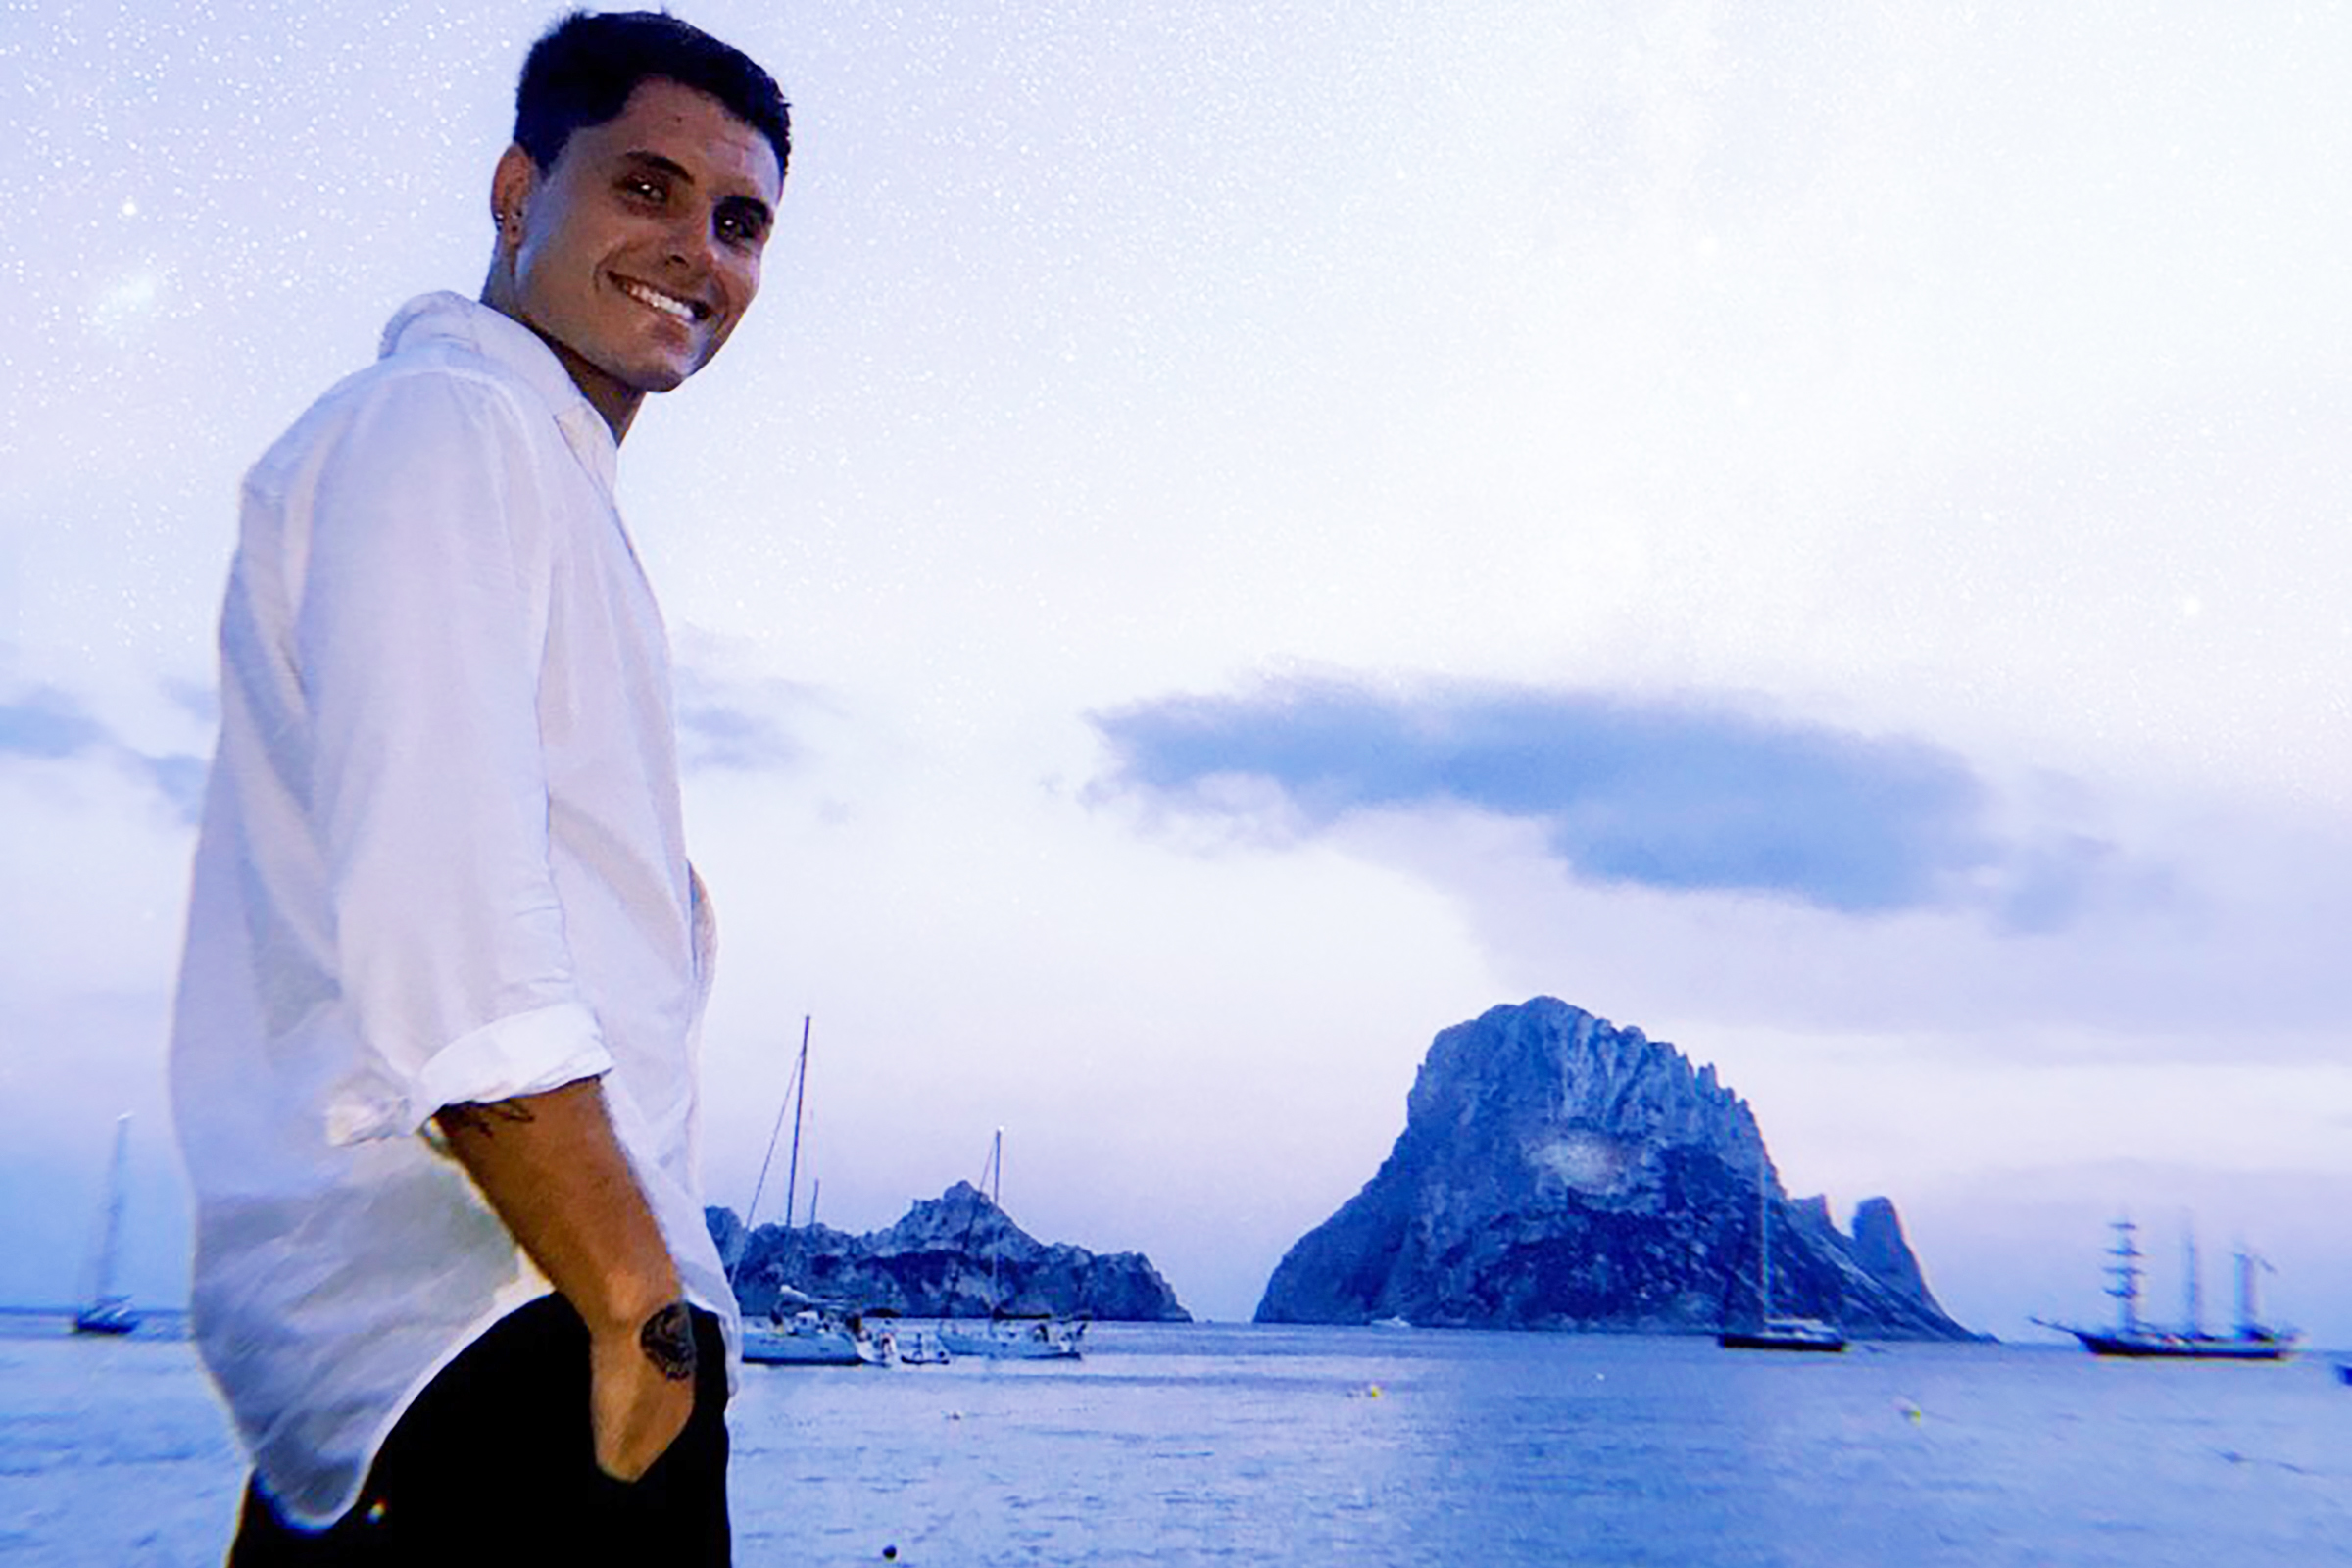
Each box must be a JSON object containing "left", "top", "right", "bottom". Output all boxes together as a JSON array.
[{"left": 170, "top": 292, "right": 739, "bottom": 1528}]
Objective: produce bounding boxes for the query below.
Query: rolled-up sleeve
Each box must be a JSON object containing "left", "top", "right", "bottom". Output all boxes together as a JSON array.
[{"left": 295, "top": 369, "right": 611, "bottom": 1137}]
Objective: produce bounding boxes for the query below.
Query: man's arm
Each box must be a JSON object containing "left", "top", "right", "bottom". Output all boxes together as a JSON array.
[{"left": 435, "top": 1078, "right": 694, "bottom": 1482}]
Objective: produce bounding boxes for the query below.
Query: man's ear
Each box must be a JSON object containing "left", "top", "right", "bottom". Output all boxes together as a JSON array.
[{"left": 490, "top": 144, "right": 539, "bottom": 250}]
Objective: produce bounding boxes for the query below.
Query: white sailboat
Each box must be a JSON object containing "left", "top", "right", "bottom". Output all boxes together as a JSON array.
[
  {"left": 744, "top": 1293, "right": 892, "bottom": 1367},
  {"left": 1717, "top": 1163, "right": 1845, "bottom": 1352},
  {"left": 938, "top": 1314, "right": 1085, "bottom": 1359},
  {"left": 735, "top": 1019, "right": 891, "bottom": 1367},
  {"left": 74, "top": 1115, "right": 139, "bottom": 1337},
  {"left": 937, "top": 1130, "right": 1085, "bottom": 1361}
]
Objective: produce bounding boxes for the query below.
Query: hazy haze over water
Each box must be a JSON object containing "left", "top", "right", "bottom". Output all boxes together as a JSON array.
[{"left": 5, "top": 1318, "right": 2350, "bottom": 1566}]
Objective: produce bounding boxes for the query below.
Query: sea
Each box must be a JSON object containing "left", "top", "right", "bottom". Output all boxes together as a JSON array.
[{"left": 3, "top": 1311, "right": 2348, "bottom": 1567}]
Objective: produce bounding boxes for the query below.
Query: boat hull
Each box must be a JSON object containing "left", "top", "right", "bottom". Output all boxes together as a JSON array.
[
  {"left": 889, "top": 1329, "right": 953, "bottom": 1365},
  {"left": 1719, "top": 1312, "right": 1847, "bottom": 1352},
  {"left": 1717, "top": 1329, "right": 1847, "bottom": 1353},
  {"left": 742, "top": 1313, "right": 889, "bottom": 1367},
  {"left": 2067, "top": 1329, "right": 2293, "bottom": 1361},
  {"left": 742, "top": 1335, "right": 875, "bottom": 1366},
  {"left": 938, "top": 1319, "right": 1086, "bottom": 1360}
]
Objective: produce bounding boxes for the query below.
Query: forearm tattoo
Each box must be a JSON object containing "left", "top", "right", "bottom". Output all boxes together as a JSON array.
[{"left": 641, "top": 1301, "right": 697, "bottom": 1382}]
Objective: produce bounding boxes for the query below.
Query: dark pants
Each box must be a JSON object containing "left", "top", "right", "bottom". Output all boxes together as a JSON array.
[{"left": 227, "top": 1295, "right": 730, "bottom": 1566}]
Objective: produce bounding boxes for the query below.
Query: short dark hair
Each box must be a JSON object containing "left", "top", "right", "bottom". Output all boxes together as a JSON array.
[{"left": 514, "top": 10, "right": 791, "bottom": 180}]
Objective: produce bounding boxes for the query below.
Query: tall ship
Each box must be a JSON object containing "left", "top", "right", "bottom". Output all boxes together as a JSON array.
[{"left": 2039, "top": 1218, "right": 2297, "bottom": 1360}]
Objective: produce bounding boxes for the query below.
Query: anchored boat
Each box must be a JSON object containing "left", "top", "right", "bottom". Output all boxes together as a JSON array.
[
  {"left": 73, "top": 1115, "right": 139, "bottom": 1338},
  {"left": 2037, "top": 1218, "right": 2297, "bottom": 1360},
  {"left": 938, "top": 1130, "right": 1085, "bottom": 1361},
  {"left": 1717, "top": 1164, "right": 1846, "bottom": 1353},
  {"left": 732, "top": 1018, "right": 896, "bottom": 1368},
  {"left": 742, "top": 1297, "right": 893, "bottom": 1366}
]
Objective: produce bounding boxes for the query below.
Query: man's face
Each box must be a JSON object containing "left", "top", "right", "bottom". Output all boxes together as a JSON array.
[{"left": 492, "top": 77, "right": 782, "bottom": 434}]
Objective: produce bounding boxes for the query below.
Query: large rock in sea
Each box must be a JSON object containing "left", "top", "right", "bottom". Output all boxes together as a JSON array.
[
  {"left": 709, "top": 1182, "right": 1191, "bottom": 1322},
  {"left": 1254, "top": 998, "right": 1975, "bottom": 1340}
]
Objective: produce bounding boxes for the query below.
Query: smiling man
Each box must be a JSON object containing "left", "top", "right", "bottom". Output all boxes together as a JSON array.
[{"left": 170, "top": 13, "right": 788, "bottom": 1564}]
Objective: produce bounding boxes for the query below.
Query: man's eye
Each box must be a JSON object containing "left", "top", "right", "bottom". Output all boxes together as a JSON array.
[{"left": 624, "top": 176, "right": 664, "bottom": 202}]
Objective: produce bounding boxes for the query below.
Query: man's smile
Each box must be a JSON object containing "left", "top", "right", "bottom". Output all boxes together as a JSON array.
[{"left": 615, "top": 276, "right": 709, "bottom": 323}]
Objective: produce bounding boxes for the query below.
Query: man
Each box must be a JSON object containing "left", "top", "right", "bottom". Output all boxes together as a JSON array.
[{"left": 169, "top": 13, "right": 788, "bottom": 1562}]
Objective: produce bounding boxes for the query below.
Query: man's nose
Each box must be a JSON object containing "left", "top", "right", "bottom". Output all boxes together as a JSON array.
[{"left": 666, "top": 208, "right": 717, "bottom": 270}]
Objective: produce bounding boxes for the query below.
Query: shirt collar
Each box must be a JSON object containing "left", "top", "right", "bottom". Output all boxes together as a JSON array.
[{"left": 379, "top": 292, "right": 619, "bottom": 494}]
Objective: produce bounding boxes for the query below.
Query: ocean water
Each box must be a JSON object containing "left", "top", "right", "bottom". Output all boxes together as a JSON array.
[{"left": 3, "top": 1314, "right": 2348, "bottom": 1566}]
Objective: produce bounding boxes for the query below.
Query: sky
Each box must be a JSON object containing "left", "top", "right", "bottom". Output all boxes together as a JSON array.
[{"left": 4, "top": 1, "right": 2350, "bottom": 1345}]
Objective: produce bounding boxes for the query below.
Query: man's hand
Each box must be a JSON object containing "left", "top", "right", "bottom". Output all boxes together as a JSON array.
[{"left": 589, "top": 1301, "right": 697, "bottom": 1481}]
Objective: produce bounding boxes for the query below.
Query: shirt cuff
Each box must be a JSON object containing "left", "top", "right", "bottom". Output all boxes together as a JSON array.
[{"left": 409, "top": 1002, "right": 614, "bottom": 1129}]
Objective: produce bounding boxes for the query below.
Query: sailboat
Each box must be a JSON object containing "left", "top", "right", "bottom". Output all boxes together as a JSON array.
[
  {"left": 736, "top": 1019, "right": 889, "bottom": 1368},
  {"left": 1717, "top": 1164, "right": 1846, "bottom": 1352},
  {"left": 743, "top": 1294, "right": 889, "bottom": 1367},
  {"left": 74, "top": 1115, "right": 139, "bottom": 1337},
  {"left": 937, "top": 1130, "right": 1085, "bottom": 1361},
  {"left": 2037, "top": 1218, "right": 2297, "bottom": 1360}
]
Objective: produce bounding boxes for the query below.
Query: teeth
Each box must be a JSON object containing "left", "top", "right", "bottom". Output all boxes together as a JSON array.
[{"left": 620, "top": 279, "right": 698, "bottom": 322}]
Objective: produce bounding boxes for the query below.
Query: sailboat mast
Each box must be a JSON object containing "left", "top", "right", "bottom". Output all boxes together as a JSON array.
[
  {"left": 2105, "top": 1218, "right": 2143, "bottom": 1332},
  {"left": 986, "top": 1129, "right": 1004, "bottom": 1305},
  {"left": 782, "top": 1016, "right": 811, "bottom": 1233},
  {"left": 2233, "top": 1247, "right": 2269, "bottom": 1335},
  {"left": 744, "top": 1015, "right": 811, "bottom": 1240},
  {"left": 2182, "top": 1228, "right": 2202, "bottom": 1336}
]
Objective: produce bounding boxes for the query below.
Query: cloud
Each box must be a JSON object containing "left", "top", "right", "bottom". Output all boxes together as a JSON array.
[
  {"left": 0, "top": 688, "right": 112, "bottom": 759},
  {"left": 0, "top": 683, "right": 208, "bottom": 824},
  {"left": 673, "top": 664, "right": 826, "bottom": 774},
  {"left": 1089, "top": 677, "right": 2038, "bottom": 918}
]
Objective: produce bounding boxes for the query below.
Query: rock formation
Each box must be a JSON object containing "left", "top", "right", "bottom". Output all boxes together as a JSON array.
[
  {"left": 1846, "top": 1196, "right": 1936, "bottom": 1310},
  {"left": 709, "top": 1181, "right": 1191, "bottom": 1322},
  {"left": 1254, "top": 998, "right": 1975, "bottom": 1340}
]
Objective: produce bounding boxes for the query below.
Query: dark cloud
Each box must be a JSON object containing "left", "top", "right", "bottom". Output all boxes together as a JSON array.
[{"left": 1090, "top": 678, "right": 2022, "bottom": 916}]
